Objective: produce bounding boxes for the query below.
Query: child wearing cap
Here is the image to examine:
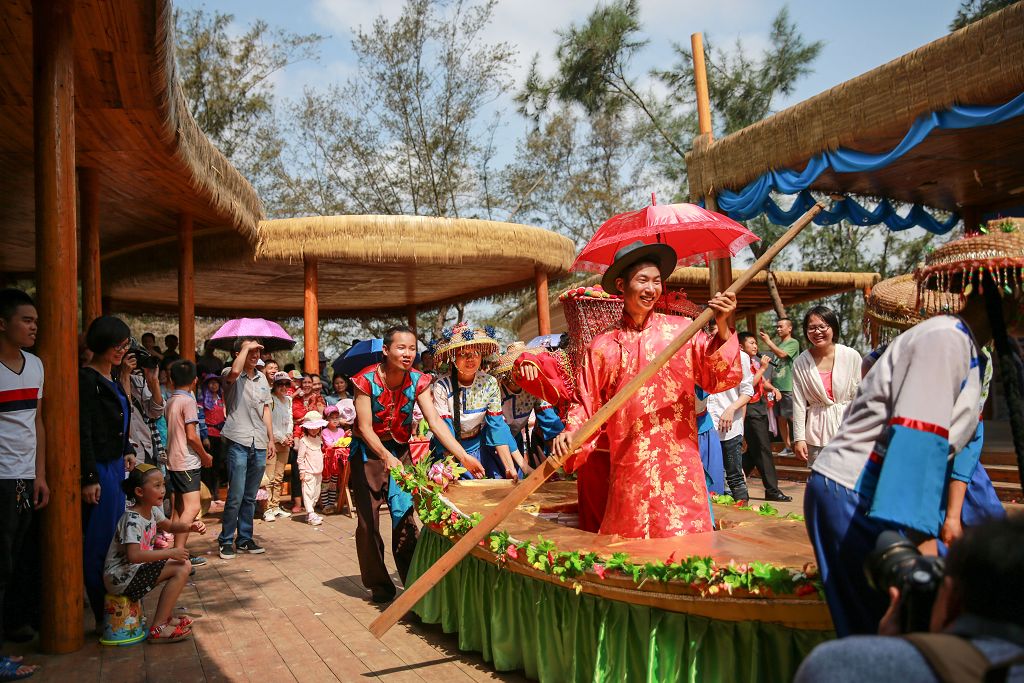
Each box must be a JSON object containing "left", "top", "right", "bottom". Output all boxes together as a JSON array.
[
  {"left": 296, "top": 411, "right": 327, "bottom": 526},
  {"left": 263, "top": 371, "right": 294, "bottom": 522}
]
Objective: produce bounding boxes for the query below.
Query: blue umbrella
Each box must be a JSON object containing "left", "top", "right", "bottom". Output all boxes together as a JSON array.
[
  {"left": 333, "top": 338, "right": 384, "bottom": 377},
  {"left": 527, "top": 334, "right": 563, "bottom": 349}
]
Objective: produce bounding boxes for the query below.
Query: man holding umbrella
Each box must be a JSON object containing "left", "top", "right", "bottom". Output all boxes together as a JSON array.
[{"left": 218, "top": 338, "right": 274, "bottom": 559}]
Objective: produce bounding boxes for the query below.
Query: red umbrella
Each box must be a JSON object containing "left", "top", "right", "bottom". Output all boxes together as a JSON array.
[{"left": 572, "top": 195, "right": 760, "bottom": 273}]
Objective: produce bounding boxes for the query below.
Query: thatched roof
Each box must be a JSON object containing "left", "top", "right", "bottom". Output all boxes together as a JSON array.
[
  {"left": 103, "top": 215, "right": 576, "bottom": 317},
  {"left": 0, "top": 0, "right": 263, "bottom": 275},
  {"left": 516, "top": 267, "right": 880, "bottom": 339},
  {"left": 686, "top": 3, "right": 1024, "bottom": 214}
]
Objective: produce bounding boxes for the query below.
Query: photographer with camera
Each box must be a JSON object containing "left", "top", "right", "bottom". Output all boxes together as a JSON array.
[
  {"left": 796, "top": 518, "right": 1024, "bottom": 682},
  {"left": 122, "top": 338, "right": 165, "bottom": 467}
]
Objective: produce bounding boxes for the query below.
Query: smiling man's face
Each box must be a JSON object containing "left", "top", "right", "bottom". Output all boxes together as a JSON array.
[{"left": 619, "top": 263, "right": 663, "bottom": 318}]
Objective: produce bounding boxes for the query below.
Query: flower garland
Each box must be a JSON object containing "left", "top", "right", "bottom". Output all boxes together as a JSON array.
[{"left": 393, "top": 458, "right": 823, "bottom": 599}]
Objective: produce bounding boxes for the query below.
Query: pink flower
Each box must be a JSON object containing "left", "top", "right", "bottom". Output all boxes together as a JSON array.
[
  {"left": 506, "top": 545, "right": 519, "bottom": 560},
  {"left": 593, "top": 563, "right": 607, "bottom": 580}
]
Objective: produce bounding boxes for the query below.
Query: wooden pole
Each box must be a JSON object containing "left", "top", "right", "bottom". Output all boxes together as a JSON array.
[
  {"left": 691, "top": 32, "right": 733, "bottom": 301},
  {"left": 407, "top": 306, "right": 418, "bottom": 338},
  {"left": 34, "top": 0, "right": 83, "bottom": 654},
  {"left": 177, "top": 213, "right": 195, "bottom": 362},
  {"left": 961, "top": 206, "right": 982, "bottom": 236},
  {"left": 745, "top": 314, "right": 757, "bottom": 333},
  {"left": 369, "top": 201, "right": 826, "bottom": 639},
  {"left": 304, "top": 255, "right": 319, "bottom": 374},
  {"left": 78, "top": 167, "right": 102, "bottom": 328},
  {"left": 535, "top": 268, "right": 551, "bottom": 337}
]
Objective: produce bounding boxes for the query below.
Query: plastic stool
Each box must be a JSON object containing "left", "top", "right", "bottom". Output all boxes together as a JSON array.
[{"left": 100, "top": 593, "right": 147, "bottom": 646}]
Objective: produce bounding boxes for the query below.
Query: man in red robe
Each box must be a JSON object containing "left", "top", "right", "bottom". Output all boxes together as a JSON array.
[{"left": 552, "top": 242, "right": 741, "bottom": 539}]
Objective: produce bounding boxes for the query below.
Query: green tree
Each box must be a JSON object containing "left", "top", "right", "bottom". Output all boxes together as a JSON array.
[
  {"left": 949, "top": 0, "right": 1018, "bottom": 30},
  {"left": 174, "top": 8, "right": 324, "bottom": 213}
]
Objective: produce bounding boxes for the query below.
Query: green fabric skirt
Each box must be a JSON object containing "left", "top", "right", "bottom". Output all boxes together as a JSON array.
[{"left": 408, "top": 528, "right": 834, "bottom": 682}]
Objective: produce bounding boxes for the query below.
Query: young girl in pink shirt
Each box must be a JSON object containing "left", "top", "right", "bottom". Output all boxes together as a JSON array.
[{"left": 296, "top": 411, "right": 326, "bottom": 526}]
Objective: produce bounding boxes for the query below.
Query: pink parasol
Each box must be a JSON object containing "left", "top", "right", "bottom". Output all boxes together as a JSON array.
[
  {"left": 209, "top": 318, "right": 296, "bottom": 353},
  {"left": 572, "top": 195, "right": 760, "bottom": 273}
]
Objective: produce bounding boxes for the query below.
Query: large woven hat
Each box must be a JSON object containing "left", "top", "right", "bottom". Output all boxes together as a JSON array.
[
  {"left": 491, "top": 342, "right": 545, "bottom": 377},
  {"left": 863, "top": 273, "right": 960, "bottom": 342},
  {"left": 433, "top": 322, "right": 500, "bottom": 364},
  {"left": 915, "top": 226, "right": 1024, "bottom": 311}
]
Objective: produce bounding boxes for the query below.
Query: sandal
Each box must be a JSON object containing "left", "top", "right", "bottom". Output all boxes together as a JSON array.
[
  {"left": 148, "top": 620, "right": 192, "bottom": 643},
  {"left": 171, "top": 615, "right": 194, "bottom": 629},
  {"left": 0, "top": 656, "right": 38, "bottom": 681}
]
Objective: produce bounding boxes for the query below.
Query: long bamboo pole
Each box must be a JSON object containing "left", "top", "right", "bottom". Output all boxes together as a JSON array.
[
  {"left": 369, "top": 201, "right": 826, "bottom": 639},
  {"left": 35, "top": 0, "right": 83, "bottom": 654}
]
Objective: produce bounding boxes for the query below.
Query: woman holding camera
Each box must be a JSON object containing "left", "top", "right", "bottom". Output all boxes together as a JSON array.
[
  {"left": 79, "top": 315, "right": 137, "bottom": 628},
  {"left": 803, "top": 231, "right": 1024, "bottom": 637}
]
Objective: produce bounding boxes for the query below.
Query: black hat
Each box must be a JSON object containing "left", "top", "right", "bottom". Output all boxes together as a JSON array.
[{"left": 600, "top": 241, "right": 677, "bottom": 294}]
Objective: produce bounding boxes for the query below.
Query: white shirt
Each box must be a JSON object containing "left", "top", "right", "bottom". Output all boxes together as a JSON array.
[
  {"left": 813, "top": 316, "right": 982, "bottom": 491},
  {"left": 707, "top": 351, "right": 754, "bottom": 441},
  {"left": 0, "top": 351, "right": 44, "bottom": 479}
]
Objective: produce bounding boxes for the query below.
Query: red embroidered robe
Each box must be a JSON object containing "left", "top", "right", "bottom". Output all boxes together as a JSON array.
[{"left": 566, "top": 312, "right": 741, "bottom": 539}]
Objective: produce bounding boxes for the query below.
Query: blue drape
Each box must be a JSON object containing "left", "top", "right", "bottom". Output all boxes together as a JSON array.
[{"left": 710, "top": 91, "right": 1024, "bottom": 232}]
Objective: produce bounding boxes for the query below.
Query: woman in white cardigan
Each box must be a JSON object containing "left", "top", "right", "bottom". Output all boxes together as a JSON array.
[{"left": 792, "top": 306, "right": 862, "bottom": 466}]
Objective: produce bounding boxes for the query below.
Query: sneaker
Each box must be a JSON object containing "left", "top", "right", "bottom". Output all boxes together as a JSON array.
[
  {"left": 235, "top": 540, "right": 265, "bottom": 554},
  {"left": 189, "top": 556, "right": 208, "bottom": 567},
  {"left": 778, "top": 448, "right": 794, "bottom": 457},
  {"left": 274, "top": 508, "right": 291, "bottom": 518},
  {"left": 263, "top": 509, "right": 277, "bottom": 522},
  {"left": 307, "top": 513, "right": 323, "bottom": 526},
  {"left": 219, "top": 544, "right": 236, "bottom": 560},
  {"left": 322, "top": 505, "right": 336, "bottom": 515}
]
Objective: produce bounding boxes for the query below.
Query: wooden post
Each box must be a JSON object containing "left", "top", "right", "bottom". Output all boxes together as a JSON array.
[
  {"left": 535, "top": 268, "right": 551, "bottom": 337},
  {"left": 691, "top": 32, "right": 733, "bottom": 301},
  {"left": 78, "top": 167, "right": 102, "bottom": 328},
  {"left": 35, "top": 0, "right": 83, "bottom": 654},
  {"left": 178, "top": 213, "right": 195, "bottom": 362},
  {"left": 304, "top": 255, "right": 319, "bottom": 374},
  {"left": 407, "top": 306, "right": 418, "bottom": 338},
  {"left": 745, "top": 314, "right": 757, "bottom": 333},
  {"left": 961, "top": 206, "right": 982, "bottom": 236}
]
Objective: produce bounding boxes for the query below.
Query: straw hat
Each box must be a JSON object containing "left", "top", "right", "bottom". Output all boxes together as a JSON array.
[
  {"left": 301, "top": 410, "right": 327, "bottom": 430},
  {"left": 432, "top": 322, "right": 500, "bottom": 364},
  {"left": 863, "top": 273, "right": 961, "bottom": 342},
  {"left": 915, "top": 228, "right": 1024, "bottom": 311},
  {"left": 491, "top": 342, "right": 545, "bottom": 377}
]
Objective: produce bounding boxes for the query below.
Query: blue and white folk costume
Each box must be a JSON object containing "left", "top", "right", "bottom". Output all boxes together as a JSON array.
[
  {"left": 804, "top": 315, "right": 990, "bottom": 637},
  {"left": 431, "top": 371, "right": 515, "bottom": 479},
  {"left": 500, "top": 385, "right": 564, "bottom": 467}
]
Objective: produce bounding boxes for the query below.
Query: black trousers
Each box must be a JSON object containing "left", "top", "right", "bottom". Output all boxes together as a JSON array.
[
  {"left": 742, "top": 411, "right": 783, "bottom": 496},
  {"left": 350, "top": 442, "right": 418, "bottom": 600},
  {"left": 0, "top": 479, "right": 34, "bottom": 643}
]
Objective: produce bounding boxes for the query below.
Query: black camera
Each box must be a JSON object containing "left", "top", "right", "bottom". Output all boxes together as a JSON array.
[
  {"left": 127, "top": 337, "right": 160, "bottom": 371},
  {"left": 864, "top": 530, "right": 945, "bottom": 633}
]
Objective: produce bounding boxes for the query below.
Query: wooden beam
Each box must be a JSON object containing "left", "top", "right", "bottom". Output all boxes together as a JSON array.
[
  {"left": 34, "top": 0, "right": 83, "bottom": 655},
  {"left": 407, "top": 305, "right": 418, "bottom": 337},
  {"left": 178, "top": 213, "right": 195, "bottom": 362},
  {"left": 78, "top": 167, "right": 101, "bottom": 328},
  {"left": 745, "top": 314, "right": 757, "bottom": 333},
  {"left": 535, "top": 268, "right": 551, "bottom": 337},
  {"left": 304, "top": 255, "right": 319, "bottom": 374},
  {"left": 691, "top": 32, "right": 733, "bottom": 304}
]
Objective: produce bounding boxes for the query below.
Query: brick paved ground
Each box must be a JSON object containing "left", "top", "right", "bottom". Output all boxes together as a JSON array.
[{"left": 12, "top": 477, "right": 813, "bottom": 682}]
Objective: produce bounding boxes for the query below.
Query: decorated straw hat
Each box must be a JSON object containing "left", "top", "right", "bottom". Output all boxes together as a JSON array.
[
  {"left": 863, "top": 273, "right": 961, "bottom": 342},
  {"left": 491, "top": 341, "right": 546, "bottom": 377},
  {"left": 915, "top": 224, "right": 1024, "bottom": 311},
  {"left": 432, "top": 322, "right": 500, "bottom": 364}
]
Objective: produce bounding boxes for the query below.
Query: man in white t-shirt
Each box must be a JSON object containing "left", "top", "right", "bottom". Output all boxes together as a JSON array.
[{"left": 0, "top": 289, "right": 48, "bottom": 655}]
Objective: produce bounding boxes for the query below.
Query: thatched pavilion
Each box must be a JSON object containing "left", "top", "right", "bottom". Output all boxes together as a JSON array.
[{"left": 0, "top": 0, "right": 262, "bottom": 652}]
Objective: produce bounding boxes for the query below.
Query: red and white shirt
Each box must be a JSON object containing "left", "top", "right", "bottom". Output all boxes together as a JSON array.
[{"left": 0, "top": 351, "right": 44, "bottom": 479}]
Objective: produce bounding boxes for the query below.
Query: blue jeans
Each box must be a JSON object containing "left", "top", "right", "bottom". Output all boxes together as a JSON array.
[
  {"left": 218, "top": 439, "right": 266, "bottom": 547},
  {"left": 83, "top": 458, "right": 126, "bottom": 623},
  {"left": 720, "top": 435, "right": 748, "bottom": 502}
]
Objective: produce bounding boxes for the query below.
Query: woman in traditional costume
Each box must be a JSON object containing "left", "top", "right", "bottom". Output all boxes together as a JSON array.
[
  {"left": 804, "top": 229, "right": 1024, "bottom": 637},
  {"left": 490, "top": 342, "right": 565, "bottom": 473},
  {"left": 790, "top": 305, "right": 862, "bottom": 466},
  {"left": 430, "top": 324, "right": 518, "bottom": 479}
]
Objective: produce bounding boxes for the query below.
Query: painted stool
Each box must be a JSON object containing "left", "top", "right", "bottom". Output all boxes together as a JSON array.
[{"left": 100, "top": 593, "right": 147, "bottom": 646}]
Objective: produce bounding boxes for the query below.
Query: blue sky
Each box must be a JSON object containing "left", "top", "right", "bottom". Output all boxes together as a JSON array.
[{"left": 177, "top": 0, "right": 962, "bottom": 119}]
